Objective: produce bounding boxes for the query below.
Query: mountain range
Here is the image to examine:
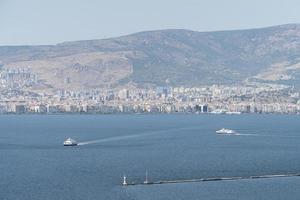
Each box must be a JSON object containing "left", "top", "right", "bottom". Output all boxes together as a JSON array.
[{"left": 1, "top": 24, "right": 300, "bottom": 92}]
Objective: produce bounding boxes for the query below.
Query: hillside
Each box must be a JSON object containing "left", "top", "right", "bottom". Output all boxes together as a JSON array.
[{"left": 1, "top": 24, "right": 300, "bottom": 92}]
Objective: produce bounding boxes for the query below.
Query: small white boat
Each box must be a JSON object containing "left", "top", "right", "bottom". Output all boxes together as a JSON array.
[
  {"left": 63, "top": 138, "right": 78, "bottom": 146},
  {"left": 216, "top": 128, "right": 237, "bottom": 135}
]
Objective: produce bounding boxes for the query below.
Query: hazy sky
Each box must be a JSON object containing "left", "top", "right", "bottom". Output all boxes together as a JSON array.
[{"left": 0, "top": 0, "right": 300, "bottom": 45}]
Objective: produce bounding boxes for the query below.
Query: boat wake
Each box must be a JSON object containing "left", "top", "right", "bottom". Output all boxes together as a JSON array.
[
  {"left": 234, "top": 133, "right": 300, "bottom": 138},
  {"left": 77, "top": 127, "right": 191, "bottom": 146},
  {"left": 234, "top": 133, "right": 259, "bottom": 136},
  {"left": 78, "top": 134, "right": 147, "bottom": 145}
]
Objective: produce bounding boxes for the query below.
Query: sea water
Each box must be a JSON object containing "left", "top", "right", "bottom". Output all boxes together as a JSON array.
[{"left": 0, "top": 114, "right": 300, "bottom": 200}]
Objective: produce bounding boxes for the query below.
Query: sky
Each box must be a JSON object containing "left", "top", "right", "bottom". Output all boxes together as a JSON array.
[{"left": 0, "top": 0, "right": 300, "bottom": 45}]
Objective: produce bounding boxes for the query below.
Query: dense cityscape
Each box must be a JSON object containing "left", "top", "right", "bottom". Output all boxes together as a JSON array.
[{"left": 0, "top": 68, "right": 300, "bottom": 114}]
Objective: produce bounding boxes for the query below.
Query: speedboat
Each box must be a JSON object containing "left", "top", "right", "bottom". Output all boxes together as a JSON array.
[
  {"left": 63, "top": 138, "right": 78, "bottom": 146},
  {"left": 216, "top": 128, "right": 237, "bottom": 135}
]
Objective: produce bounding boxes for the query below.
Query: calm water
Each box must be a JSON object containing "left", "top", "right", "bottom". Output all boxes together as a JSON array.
[{"left": 0, "top": 114, "right": 300, "bottom": 200}]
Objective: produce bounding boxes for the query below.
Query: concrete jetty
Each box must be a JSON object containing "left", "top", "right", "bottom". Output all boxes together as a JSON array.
[{"left": 122, "top": 173, "right": 300, "bottom": 186}]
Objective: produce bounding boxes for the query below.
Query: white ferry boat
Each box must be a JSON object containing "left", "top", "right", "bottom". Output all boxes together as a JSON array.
[
  {"left": 226, "top": 111, "right": 241, "bottom": 115},
  {"left": 216, "top": 128, "right": 237, "bottom": 135},
  {"left": 63, "top": 138, "right": 78, "bottom": 146}
]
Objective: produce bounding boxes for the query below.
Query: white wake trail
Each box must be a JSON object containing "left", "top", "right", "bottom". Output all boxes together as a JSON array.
[
  {"left": 78, "top": 134, "right": 145, "bottom": 145},
  {"left": 234, "top": 133, "right": 300, "bottom": 138},
  {"left": 77, "top": 127, "right": 191, "bottom": 146},
  {"left": 234, "top": 133, "right": 260, "bottom": 136}
]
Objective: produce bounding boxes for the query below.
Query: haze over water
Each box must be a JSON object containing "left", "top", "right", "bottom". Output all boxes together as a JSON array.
[{"left": 1, "top": 114, "right": 300, "bottom": 200}]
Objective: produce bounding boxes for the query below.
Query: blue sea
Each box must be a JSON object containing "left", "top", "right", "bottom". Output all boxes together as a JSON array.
[{"left": 0, "top": 114, "right": 300, "bottom": 200}]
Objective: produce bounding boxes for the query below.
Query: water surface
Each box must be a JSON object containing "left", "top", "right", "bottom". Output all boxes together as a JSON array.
[{"left": 0, "top": 114, "right": 299, "bottom": 200}]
